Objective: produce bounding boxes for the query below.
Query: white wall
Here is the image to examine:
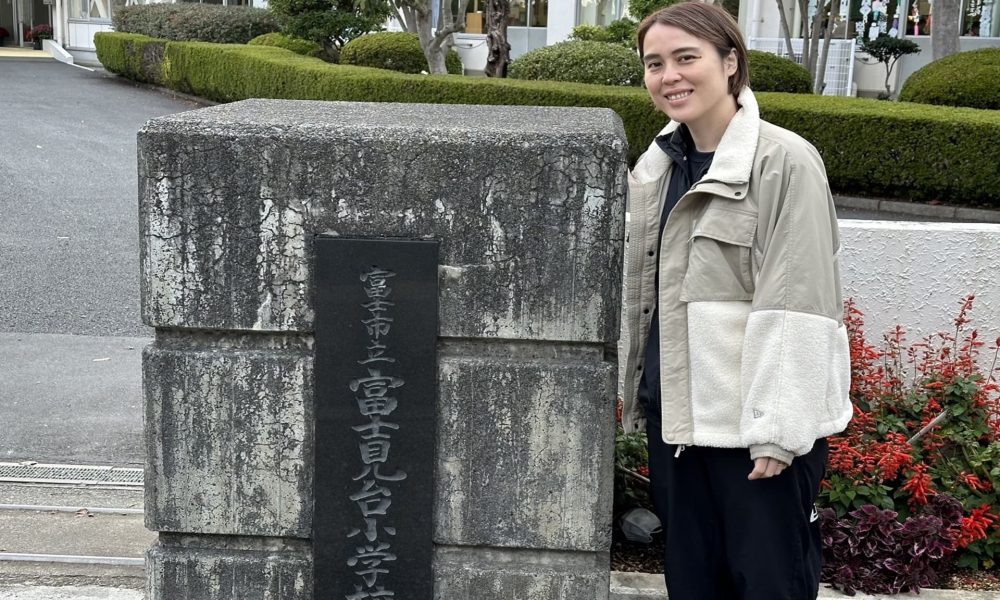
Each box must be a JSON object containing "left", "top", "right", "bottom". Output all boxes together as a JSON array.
[
  {"left": 839, "top": 221, "right": 1000, "bottom": 355},
  {"left": 547, "top": 0, "right": 576, "bottom": 46}
]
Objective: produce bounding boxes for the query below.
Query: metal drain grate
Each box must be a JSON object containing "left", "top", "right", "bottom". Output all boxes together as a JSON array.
[{"left": 0, "top": 463, "right": 143, "bottom": 487}]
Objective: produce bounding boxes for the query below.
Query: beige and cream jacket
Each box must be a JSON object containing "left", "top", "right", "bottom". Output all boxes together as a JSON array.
[{"left": 618, "top": 87, "right": 853, "bottom": 465}]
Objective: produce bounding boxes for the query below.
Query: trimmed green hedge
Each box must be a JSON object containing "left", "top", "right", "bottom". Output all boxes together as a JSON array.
[
  {"left": 747, "top": 50, "right": 811, "bottom": 93},
  {"left": 112, "top": 4, "right": 279, "bottom": 44},
  {"left": 93, "top": 32, "right": 166, "bottom": 85},
  {"left": 94, "top": 33, "right": 1000, "bottom": 206},
  {"left": 248, "top": 33, "right": 325, "bottom": 60},
  {"left": 509, "top": 40, "right": 644, "bottom": 87},
  {"left": 341, "top": 32, "right": 462, "bottom": 75},
  {"left": 899, "top": 48, "right": 1000, "bottom": 110}
]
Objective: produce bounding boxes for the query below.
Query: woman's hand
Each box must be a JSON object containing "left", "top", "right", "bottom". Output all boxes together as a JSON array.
[{"left": 748, "top": 457, "right": 788, "bottom": 480}]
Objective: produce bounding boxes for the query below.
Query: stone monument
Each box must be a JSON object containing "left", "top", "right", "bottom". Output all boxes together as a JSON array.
[{"left": 139, "top": 100, "right": 627, "bottom": 599}]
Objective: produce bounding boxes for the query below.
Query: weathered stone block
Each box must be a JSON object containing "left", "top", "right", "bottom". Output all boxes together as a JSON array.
[
  {"left": 433, "top": 546, "right": 609, "bottom": 600},
  {"left": 147, "top": 535, "right": 312, "bottom": 600},
  {"left": 144, "top": 334, "right": 313, "bottom": 537},
  {"left": 139, "top": 101, "right": 627, "bottom": 343},
  {"left": 435, "top": 348, "right": 616, "bottom": 552}
]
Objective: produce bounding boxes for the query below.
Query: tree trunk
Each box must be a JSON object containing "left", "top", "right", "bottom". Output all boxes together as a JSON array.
[
  {"left": 796, "top": 0, "right": 811, "bottom": 71},
  {"left": 484, "top": 0, "right": 510, "bottom": 77},
  {"left": 932, "top": 0, "right": 960, "bottom": 60},
  {"left": 806, "top": 1, "right": 823, "bottom": 82},
  {"left": 400, "top": 0, "right": 468, "bottom": 74},
  {"left": 774, "top": 0, "right": 796, "bottom": 59}
]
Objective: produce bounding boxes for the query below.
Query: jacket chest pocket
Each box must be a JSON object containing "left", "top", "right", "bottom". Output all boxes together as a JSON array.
[{"left": 679, "top": 209, "right": 757, "bottom": 302}]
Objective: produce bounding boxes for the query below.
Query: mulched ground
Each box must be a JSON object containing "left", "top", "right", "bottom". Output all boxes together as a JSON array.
[{"left": 611, "top": 527, "right": 1000, "bottom": 592}]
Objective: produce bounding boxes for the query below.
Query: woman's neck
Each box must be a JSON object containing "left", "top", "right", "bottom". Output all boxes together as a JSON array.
[{"left": 685, "top": 96, "right": 739, "bottom": 152}]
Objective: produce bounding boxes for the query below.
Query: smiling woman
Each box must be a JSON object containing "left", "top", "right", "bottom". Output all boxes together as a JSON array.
[{"left": 618, "top": 3, "right": 852, "bottom": 600}]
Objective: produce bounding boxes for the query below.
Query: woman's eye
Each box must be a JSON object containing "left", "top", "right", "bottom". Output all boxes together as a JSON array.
[
  {"left": 645, "top": 62, "right": 662, "bottom": 70},
  {"left": 678, "top": 55, "right": 696, "bottom": 63}
]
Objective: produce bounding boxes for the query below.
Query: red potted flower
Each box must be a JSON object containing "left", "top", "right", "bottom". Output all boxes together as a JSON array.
[{"left": 29, "top": 24, "right": 53, "bottom": 50}]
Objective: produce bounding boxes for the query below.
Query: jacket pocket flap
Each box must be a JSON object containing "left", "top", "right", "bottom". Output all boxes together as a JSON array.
[{"left": 691, "top": 209, "right": 757, "bottom": 247}]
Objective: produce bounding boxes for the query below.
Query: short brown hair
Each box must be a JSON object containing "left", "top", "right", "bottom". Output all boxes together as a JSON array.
[{"left": 637, "top": 1, "right": 750, "bottom": 96}]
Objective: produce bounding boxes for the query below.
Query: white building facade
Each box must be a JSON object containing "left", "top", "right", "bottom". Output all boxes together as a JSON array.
[{"left": 740, "top": 0, "right": 1000, "bottom": 95}]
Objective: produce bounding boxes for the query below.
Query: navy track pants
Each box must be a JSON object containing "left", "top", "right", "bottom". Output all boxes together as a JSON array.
[{"left": 644, "top": 407, "right": 828, "bottom": 600}]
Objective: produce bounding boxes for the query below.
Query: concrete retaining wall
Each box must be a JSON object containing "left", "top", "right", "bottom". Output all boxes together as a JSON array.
[{"left": 839, "top": 221, "right": 1000, "bottom": 353}]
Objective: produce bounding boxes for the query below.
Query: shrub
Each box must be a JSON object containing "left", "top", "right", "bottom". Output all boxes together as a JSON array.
[
  {"left": 899, "top": 48, "right": 1000, "bottom": 110},
  {"left": 819, "top": 296, "right": 1000, "bottom": 574},
  {"left": 266, "top": 0, "right": 391, "bottom": 63},
  {"left": 248, "top": 32, "right": 325, "bottom": 60},
  {"left": 509, "top": 40, "right": 643, "bottom": 87},
  {"left": 570, "top": 18, "right": 637, "bottom": 49},
  {"left": 29, "top": 23, "right": 53, "bottom": 41},
  {"left": 820, "top": 495, "right": 967, "bottom": 594},
  {"left": 95, "top": 33, "right": 1000, "bottom": 206},
  {"left": 341, "top": 32, "right": 462, "bottom": 75},
  {"left": 747, "top": 50, "right": 811, "bottom": 93},
  {"left": 93, "top": 32, "right": 166, "bottom": 85},
  {"left": 111, "top": 4, "right": 279, "bottom": 44}
]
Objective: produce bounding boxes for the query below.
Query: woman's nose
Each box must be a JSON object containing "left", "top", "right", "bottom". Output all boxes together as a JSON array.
[{"left": 660, "top": 63, "right": 681, "bottom": 84}]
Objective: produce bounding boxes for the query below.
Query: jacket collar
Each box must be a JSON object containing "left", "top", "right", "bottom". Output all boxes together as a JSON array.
[{"left": 632, "top": 87, "right": 760, "bottom": 189}]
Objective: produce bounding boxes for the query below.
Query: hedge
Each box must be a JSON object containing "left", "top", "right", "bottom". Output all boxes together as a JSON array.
[
  {"left": 746, "top": 50, "right": 811, "bottom": 93},
  {"left": 94, "top": 33, "right": 1000, "bottom": 206},
  {"left": 112, "top": 4, "right": 279, "bottom": 45},
  {"left": 509, "top": 40, "right": 644, "bottom": 87},
  {"left": 248, "top": 33, "right": 325, "bottom": 60},
  {"left": 341, "top": 32, "right": 462, "bottom": 75},
  {"left": 899, "top": 48, "right": 1000, "bottom": 110}
]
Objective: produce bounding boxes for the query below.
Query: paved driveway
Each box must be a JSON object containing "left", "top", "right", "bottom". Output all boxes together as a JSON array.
[
  {"left": 0, "top": 58, "right": 202, "bottom": 465},
  {"left": 0, "top": 59, "right": 204, "bottom": 337}
]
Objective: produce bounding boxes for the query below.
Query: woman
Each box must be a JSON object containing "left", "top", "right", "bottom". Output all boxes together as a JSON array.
[{"left": 617, "top": 3, "right": 853, "bottom": 599}]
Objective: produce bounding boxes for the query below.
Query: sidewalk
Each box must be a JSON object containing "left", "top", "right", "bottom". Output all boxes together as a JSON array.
[
  {"left": 0, "top": 48, "right": 51, "bottom": 59},
  {"left": 0, "top": 483, "right": 148, "bottom": 599},
  {"left": 610, "top": 571, "right": 1000, "bottom": 600}
]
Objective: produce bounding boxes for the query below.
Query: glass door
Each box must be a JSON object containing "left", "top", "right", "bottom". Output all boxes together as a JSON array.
[{"left": 1, "top": 0, "right": 14, "bottom": 47}]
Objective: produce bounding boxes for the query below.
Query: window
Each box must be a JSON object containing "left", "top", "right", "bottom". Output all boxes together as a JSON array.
[
  {"left": 963, "top": 0, "right": 999, "bottom": 37},
  {"left": 578, "top": 0, "right": 626, "bottom": 27},
  {"left": 72, "top": 0, "right": 111, "bottom": 21},
  {"left": 509, "top": 0, "right": 547, "bottom": 27}
]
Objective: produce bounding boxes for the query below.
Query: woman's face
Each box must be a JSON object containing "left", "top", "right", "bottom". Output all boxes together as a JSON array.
[{"left": 641, "top": 24, "right": 738, "bottom": 131}]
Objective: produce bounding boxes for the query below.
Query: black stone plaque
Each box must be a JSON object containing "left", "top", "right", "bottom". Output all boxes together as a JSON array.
[{"left": 313, "top": 236, "right": 439, "bottom": 600}]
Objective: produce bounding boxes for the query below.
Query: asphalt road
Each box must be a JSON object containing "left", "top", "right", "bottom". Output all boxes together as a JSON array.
[
  {"left": 0, "top": 58, "right": 201, "bottom": 466},
  {"left": 0, "top": 59, "right": 204, "bottom": 338}
]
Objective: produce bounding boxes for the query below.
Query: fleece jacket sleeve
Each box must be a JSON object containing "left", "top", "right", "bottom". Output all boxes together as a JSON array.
[{"left": 739, "top": 144, "right": 852, "bottom": 459}]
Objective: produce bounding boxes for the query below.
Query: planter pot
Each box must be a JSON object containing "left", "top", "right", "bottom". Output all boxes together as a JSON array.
[{"left": 32, "top": 38, "right": 43, "bottom": 50}]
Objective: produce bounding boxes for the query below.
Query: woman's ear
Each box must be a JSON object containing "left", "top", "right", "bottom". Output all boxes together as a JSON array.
[{"left": 724, "top": 49, "right": 738, "bottom": 77}]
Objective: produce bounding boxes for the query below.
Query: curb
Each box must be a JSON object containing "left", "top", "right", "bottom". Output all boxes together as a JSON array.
[
  {"left": 610, "top": 571, "right": 999, "bottom": 599},
  {"left": 834, "top": 195, "right": 1000, "bottom": 223}
]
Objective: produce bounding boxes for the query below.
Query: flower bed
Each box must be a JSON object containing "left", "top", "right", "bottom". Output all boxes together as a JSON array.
[{"left": 613, "top": 296, "right": 1000, "bottom": 594}]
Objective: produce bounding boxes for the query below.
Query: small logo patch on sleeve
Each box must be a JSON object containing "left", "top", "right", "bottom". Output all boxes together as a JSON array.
[{"left": 752, "top": 408, "right": 765, "bottom": 419}]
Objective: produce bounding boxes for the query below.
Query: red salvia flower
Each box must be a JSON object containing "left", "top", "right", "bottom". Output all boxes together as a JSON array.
[
  {"left": 901, "top": 464, "right": 935, "bottom": 506},
  {"left": 956, "top": 505, "right": 996, "bottom": 548}
]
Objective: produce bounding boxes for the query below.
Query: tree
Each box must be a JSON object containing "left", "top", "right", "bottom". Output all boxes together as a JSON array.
[
  {"left": 772, "top": 0, "right": 840, "bottom": 94},
  {"left": 484, "top": 0, "right": 510, "bottom": 77},
  {"left": 268, "top": 0, "right": 393, "bottom": 62},
  {"left": 859, "top": 34, "right": 920, "bottom": 98},
  {"left": 392, "top": 0, "right": 471, "bottom": 74},
  {"left": 932, "top": 0, "right": 961, "bottom": 60}
]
